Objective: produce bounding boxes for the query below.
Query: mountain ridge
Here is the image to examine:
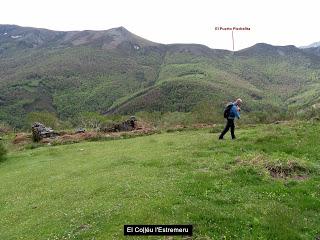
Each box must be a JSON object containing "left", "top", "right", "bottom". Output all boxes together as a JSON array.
[
  {"left": 0, "top": 25, "right": 320, "bottom": 127},
  {"left": 2, "top": 24, "right": 319, "bottom": 52},
  {"left": 300, "top": 41, "right": 320, "bottom": 49}
]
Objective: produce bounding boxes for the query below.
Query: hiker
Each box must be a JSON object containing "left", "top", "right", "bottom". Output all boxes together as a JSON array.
[{"left": 219, "top": 98, "right": 242, "bottom": 140}]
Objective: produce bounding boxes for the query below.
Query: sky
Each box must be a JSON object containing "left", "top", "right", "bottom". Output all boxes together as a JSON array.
[{"left": 0, "top": 0, "right": 319, "bottom": 50}]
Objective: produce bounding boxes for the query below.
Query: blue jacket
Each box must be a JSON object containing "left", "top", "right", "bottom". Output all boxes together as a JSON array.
[{"left": 228, "top": 103, "right": 240, "bottom": 119}]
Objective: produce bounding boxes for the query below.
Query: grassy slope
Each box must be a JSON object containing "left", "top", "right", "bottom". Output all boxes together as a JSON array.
[
  {"left": 108, "top": 47, "right": 320, "bottom": 115},
  {"left": 0, "top": 44, "right": 164, "bottom": 126},
  {"left": 2, "top": 29, "right": 320, "bottom": 127},
  {"left": 1, "top": 122, "right": 320, "bottom": 239}
]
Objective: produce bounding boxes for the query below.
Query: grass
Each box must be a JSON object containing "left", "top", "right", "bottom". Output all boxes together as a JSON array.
[{"left": 0, "top": 121, "right": 320, "bottom": 239}]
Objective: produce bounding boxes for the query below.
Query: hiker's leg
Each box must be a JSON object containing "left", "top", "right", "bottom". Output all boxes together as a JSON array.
[
  {"left": 219, "top": 121, "right": 230, "bottom": 139},
  {"left": 230, "top": 120, "right": 236, "bottom": 139}
]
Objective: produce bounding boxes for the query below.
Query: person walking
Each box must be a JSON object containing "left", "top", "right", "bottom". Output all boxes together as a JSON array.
[{"left": 219, "top": 98, "right": 242, "bottom": 140}]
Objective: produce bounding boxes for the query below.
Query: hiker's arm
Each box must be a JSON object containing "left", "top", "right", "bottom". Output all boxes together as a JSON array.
[{"left": 234, "top": 106, "right": 240, "bottom": 119}]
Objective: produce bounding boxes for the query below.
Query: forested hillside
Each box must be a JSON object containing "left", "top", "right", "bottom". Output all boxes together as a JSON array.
[{"left": 1, "top": 25, "right": 320, "bottom": 128}]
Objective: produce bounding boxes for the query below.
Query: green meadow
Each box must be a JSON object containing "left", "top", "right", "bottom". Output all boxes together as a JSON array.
[{"left": 1, "top": 121, "right": 320, "bottom": 239}]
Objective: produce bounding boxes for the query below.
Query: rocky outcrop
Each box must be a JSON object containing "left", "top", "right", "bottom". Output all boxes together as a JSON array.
[
  {"left": 102, "top": 116, "right": 137, "bottom": 132},
  {"left": 31, "top": 122, "right": 58, "bottom": 142}
]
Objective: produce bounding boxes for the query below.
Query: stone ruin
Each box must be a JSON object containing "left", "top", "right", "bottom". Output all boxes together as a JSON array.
[
  {"left": 102, "top": 116, "right": 137, "bottom": 132},
  {"left": 30, "top": 117, "right": 138, "bottom": 143},
  {"left": 31, "top": 122, "right": 58, "bottom": 142}
]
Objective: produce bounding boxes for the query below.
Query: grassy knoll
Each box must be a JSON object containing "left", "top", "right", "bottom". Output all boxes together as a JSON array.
[{"left": 0, "top": 121, "right": 320, "bottom": 239}]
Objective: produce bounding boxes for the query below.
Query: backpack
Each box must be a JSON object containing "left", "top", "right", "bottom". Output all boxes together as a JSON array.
[{"left": 223, "top": 102, "right": 233, "bottom": 118}]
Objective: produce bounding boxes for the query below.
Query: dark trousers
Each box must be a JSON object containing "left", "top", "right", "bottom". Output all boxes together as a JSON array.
[{"left": 219, "top": 119, "right": 235, "bottom": 139}]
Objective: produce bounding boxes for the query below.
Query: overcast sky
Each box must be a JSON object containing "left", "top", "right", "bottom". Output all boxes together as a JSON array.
[{"left": 1, "top": 0, "right": 319, "bottom": 50}]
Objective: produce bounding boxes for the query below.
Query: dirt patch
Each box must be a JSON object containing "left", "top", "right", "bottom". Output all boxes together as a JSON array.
[
  {"left": 13, "top": 121, "right": 215, "bottom": 146},
  {"left": 265, "top": 160, "right": 309, "bottom": 179},
  {"left": 49, "top": 131, "right": 101, "bottom": 144},
  {"left": 13, "top": 128, "right": 157, "bottom": 146},
  {"left": 235, "top": 155, "right": 311, "bottom": 180},
  {"left": 42, "top": 126, "right": 157, "bottom": 145},
  {"left": 13, "top": 133, "right": 32, "bottom": 144}
]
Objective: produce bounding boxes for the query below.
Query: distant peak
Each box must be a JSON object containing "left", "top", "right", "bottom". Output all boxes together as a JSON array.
[
  {"left": 109, "top": 26, "right": 130, "bottom": 33},
  {"left": 116, "top": 26, "right": 128, "bottom": 31},
  {"left": 300, "top": 41, "right": 320, "bottom": 49},
  {"left": 252, "top": 43, "right": 274, "bottom": 48},
  {"left": 242, "top": 43, "right": 298, "bottom": 52},
  {"left": 104, "top": 26, "right": 134, "bottom": 39}
]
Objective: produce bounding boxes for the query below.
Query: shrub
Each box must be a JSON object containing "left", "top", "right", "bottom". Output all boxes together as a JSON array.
[
  {"left": 26, "top": 111, "right": 61, "bottom": 129},
  {"left": 74, "top": 112, "right": 126, "bottom": 130}
]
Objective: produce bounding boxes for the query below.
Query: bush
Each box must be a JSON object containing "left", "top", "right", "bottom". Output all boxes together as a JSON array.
[
  {"left": 74, "top": 112, "right": 126, "bottom": 130},
  {"left": 0, "top": 142, "right": 7, "bottom": 161},
  {"left": 26, "top": 111, "right": 61, "bottom": 129}
]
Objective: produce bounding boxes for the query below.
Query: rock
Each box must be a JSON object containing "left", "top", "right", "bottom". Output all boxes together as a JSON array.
[
  {"left": 102, "top": 116, "right": 137, "bottom": 132},
  {"left": 31, "top": 122, "right": 58, "bottom": 142},
  {"left": 75, "top": 128, "right": 86, "bottom": 134}
]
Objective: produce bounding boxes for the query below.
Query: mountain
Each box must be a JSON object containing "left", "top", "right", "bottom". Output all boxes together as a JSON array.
[
  {"left": 300, "top": 41, "right": 320, "bottom": 48},
  {"left": 1, "top": 25, "right": 320, "bottom": 127},
  {"left": 0, "top": 24, "right": 158, "bottom": 49}
]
